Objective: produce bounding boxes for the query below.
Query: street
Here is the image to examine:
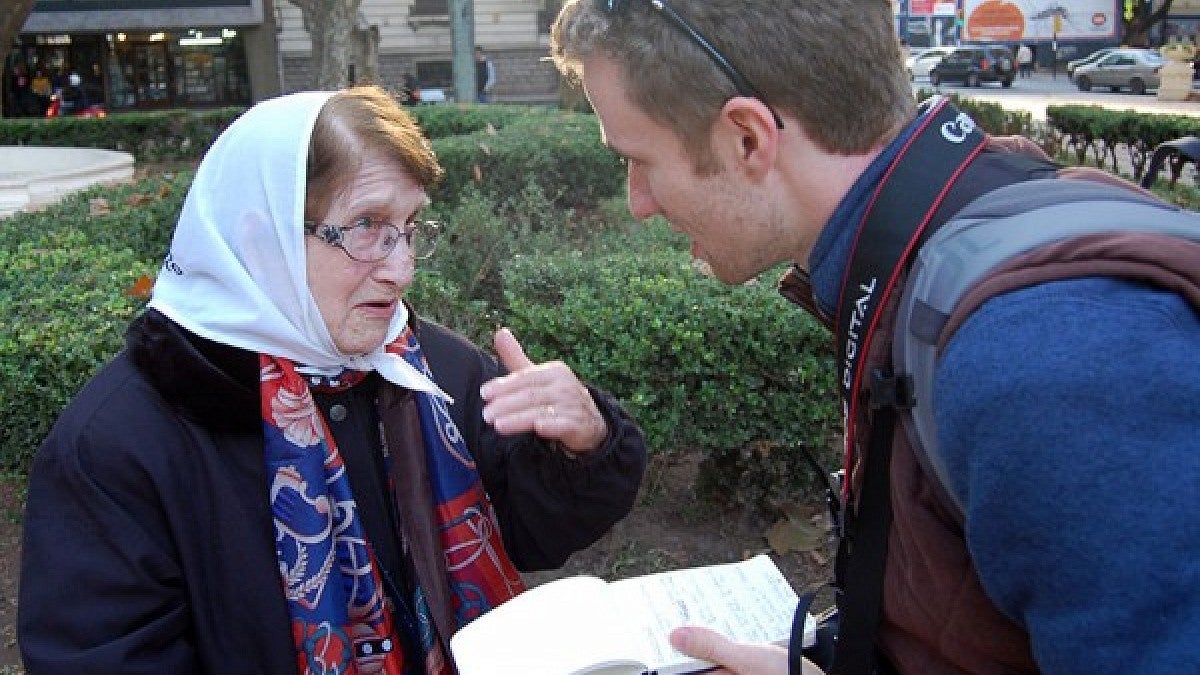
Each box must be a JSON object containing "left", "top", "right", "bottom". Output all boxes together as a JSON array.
[{"left": 913, "top": 68, "right": 1200, "bottom": 121}]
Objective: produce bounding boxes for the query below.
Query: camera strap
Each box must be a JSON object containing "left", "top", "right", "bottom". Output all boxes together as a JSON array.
[{"left": 828, "top": 96, "right": 987, "bottom": 675}]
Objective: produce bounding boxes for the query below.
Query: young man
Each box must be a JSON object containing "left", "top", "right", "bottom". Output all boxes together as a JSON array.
[
  {"left": 550, "top": 1, "right": 1200, "bottom": 674},
  {"left": 475, "top": 46, "right": 496, "bottom": 103}
]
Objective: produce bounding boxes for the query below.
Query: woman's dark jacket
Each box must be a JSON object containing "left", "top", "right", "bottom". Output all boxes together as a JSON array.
[{"left": 18, "top": 309, "right": 646, "bottom": 674}]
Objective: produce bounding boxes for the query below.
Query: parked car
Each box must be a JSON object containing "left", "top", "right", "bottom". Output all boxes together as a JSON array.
[
  {"left": 906, "top": 47, "right": 955, "bottom": 81},
  {"left": 930, "top": 45, "right": 1016, "bottom": 87},
  {"left": 1066, "top": 47, "right": 1120, "bottom": 78},
  {"left": 1072, "top": 48, "right": 1165, "bottom": 94}
]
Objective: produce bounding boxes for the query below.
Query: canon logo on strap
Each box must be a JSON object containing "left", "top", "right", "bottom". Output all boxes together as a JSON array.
[{"left": 940, "top": 111, "right": 977, "bottom": 144}]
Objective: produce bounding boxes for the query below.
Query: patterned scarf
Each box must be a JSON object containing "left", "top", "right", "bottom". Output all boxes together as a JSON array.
[{"left": 262, "top": 326, "right": 525, "bottom": 675}]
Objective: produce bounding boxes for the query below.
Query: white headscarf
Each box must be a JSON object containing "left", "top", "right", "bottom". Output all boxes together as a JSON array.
[{"left": 149, "top": 91, "right": 449, "bottom": 400}]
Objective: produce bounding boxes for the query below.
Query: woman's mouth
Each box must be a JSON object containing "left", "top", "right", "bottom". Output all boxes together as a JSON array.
[{"left": 356, "top": 298, "right": 396, "bottom": 318}]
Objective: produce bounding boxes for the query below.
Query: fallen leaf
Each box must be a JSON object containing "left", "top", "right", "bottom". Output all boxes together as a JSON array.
[
  {"left": 158, "top": 182, "right": 173, "bottom": 199},
  {"left": 472, "top": 163, "right": 483, "bottom": 182},
  {"left": 125, "top": 193, "right": 153, "bottom": 206},
  {"left": 124, "top": 274, "right": 154, "bottom": 298}
]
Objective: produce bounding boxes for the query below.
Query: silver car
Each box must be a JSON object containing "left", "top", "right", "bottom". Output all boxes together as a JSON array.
[
  {"left": 1072, "top": 48, "right": 1165, "bottom": 94},
  {"left": 1066, "top": 47, "right": 1119, "bottom": 78}
]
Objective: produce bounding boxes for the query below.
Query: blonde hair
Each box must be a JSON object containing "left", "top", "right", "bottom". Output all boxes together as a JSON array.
[{"left": 305, "top": 85, "right": 444, "bottom": 219}]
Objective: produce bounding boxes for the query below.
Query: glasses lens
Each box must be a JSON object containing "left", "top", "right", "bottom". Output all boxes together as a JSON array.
[
  {"left": 411, "top": 220, "right": 441, "bottom": 260},
  {"left": 340, "top": 221, "right": 396, "bottom": 262}
]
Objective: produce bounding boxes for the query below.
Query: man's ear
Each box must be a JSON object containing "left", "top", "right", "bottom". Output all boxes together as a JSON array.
[{"left": 717, "top": 97, "right": 779, "bottom": 179}]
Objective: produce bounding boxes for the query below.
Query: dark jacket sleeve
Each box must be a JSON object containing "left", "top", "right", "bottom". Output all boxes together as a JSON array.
[{"left": 417, "top": 319, "right": 647, "bottom": 571}]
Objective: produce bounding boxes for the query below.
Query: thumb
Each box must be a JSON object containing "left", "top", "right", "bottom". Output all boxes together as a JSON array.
[
  {"left": 671, "top": 626, "right": 803, "bottom": 674},
  {"left": 492, "top": 327, "right": 534, "bottom": 372},
  {"left": 670, "top": 626, "right": 739, "bottom": 669}
]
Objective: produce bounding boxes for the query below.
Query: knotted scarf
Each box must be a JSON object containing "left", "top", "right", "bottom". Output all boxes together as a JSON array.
[{"left": 263, "top": 325, "right": 525, "bottom": 675}]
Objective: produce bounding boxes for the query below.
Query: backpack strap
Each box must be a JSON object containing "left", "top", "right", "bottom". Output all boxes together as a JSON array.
[{"left": 892, "top": 178, "right": 1200, "bottom": 522}]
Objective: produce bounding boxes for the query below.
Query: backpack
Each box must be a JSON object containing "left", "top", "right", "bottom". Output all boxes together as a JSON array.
[
  {"left": 893, "top": 177, "right": 1200, "bottom": 520},
  {"left": 799, "top": 98, "right": 1200, "bottom": 675}
]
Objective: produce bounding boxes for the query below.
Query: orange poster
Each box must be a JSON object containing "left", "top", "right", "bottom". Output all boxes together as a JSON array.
[
  {"left": 966, "top": 0, "right": 1026, "bottom": 40},
  {"left": 963, "top": 0, "right": 1119, "bottom": 40}
]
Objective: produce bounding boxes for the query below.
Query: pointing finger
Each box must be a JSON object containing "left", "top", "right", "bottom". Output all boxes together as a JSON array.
[{"left": 492, "top": 327, "right": 534, "bottom": 373}]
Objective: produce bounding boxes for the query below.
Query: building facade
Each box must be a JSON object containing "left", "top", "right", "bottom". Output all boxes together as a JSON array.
[
  {"left": 276, "top": 0, "right": 564, "bottom": 103},
  {"left": 5, "top": 0, "right": 564, "bottom": 118}
]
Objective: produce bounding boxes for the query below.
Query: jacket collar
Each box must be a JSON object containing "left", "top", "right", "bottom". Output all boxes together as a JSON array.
[{"left": 128, "top": 308, "right": 261, "bottom": 432}]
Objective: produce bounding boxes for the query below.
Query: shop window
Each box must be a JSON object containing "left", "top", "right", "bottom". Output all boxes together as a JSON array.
[
  {"left": 415, "top": 60, "right": 452, "bottom": 88},
  {"left": 104, "top": 29, "right": 250, "bottom": 110},
  {"left": 411, "top": 0, "right": 448, "bottom": 16}
]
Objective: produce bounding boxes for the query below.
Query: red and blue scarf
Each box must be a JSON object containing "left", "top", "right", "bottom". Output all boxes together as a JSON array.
[{"left": 262, "top": 326, "right": 525, "bottom": 674}]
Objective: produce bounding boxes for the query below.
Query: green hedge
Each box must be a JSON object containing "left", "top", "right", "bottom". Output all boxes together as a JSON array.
[
  {"left": 1046, "top": 104, "right": 1200, "bottom": 180},
  {"left": 408, "top": 103, "right": 534, "bottom": 139},
  {"left": 0, "top": 108, "right": 242, "bottom": 162},
  {"left": 428, "top": 111, "right": 624, "bottom": 209},
  {"left": 500, "top": 225, "right": 840, "bottom": 511},
  {"left": 0, "top": 172, "right": 189, "bottom": 468},
  {"left": 0, "top": 229, "right": 156, "bottom": 463}
]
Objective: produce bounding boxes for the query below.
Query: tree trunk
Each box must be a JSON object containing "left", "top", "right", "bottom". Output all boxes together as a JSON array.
[
  {"left": 1125, "top": 0, "right": 1174, "bottom": 47},
  {"left": 351, "top": 22, "right": 380, "bottom": 85},
  {"left": 1, "top": 0, "right": 37, "bottom": 116},
  {"left": 288, "top": 0, "right": 362, "bottom": 89}
]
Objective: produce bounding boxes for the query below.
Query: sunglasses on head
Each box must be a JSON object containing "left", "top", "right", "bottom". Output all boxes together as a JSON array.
[{"left": 599, "top": 0, "right": 784, "bottom": 129}]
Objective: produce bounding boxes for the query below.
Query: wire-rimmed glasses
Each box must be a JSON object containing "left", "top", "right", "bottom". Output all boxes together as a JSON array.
[
  {"left": 304, "top": 216, "right": 442, "bottom": 261},
  {"left": 598, "top": 0, "right": 784, "bottom": 129}
]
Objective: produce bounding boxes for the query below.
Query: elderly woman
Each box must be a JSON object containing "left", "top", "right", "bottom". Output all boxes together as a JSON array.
[{"left": 18, "top": 87, "right": 646, "bottom": 674}]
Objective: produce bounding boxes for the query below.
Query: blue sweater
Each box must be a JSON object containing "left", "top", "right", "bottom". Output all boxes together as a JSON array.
[{"left": 806, "top": 112, "right": 1200, "bottom": 673}]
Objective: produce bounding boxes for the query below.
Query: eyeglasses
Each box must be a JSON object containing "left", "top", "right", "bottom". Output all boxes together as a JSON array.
[
  {"left": 303, "top": 216, "right": 442, "bottom": 262},
  {"left": 599, "top": 0, "right": 784, "bottom": 129}
]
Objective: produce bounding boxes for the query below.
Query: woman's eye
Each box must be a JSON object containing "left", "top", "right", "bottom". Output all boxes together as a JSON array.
[{"left": 353, "top": 216, "right": 376, "bottom": 230}]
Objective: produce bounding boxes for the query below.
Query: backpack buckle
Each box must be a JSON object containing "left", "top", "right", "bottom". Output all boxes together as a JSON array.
[{"left": 868, "top": 368, "right": 915, "bottom": 412}]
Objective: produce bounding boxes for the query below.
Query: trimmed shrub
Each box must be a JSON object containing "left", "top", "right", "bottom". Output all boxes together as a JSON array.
[
  {"left": 0, "top": 172, "right": 192, "bottom": 263},
  {"left": 0, "top": 108, "right": 241, "bottom": 162},
  {"left": 409, "top": 103, "right": 534, "bottom": 139},
  {"left": 0, "top": 229, "right": 154, "bottom": 470},
  {"left": 500, "top": 222, "right": 841, "bottom": 511},
  {"left": 430, "top": 112, "right": 624, "bottom": 209},
  {"left": 0, "top": 171, "right": 188, "bottom": 470}
]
